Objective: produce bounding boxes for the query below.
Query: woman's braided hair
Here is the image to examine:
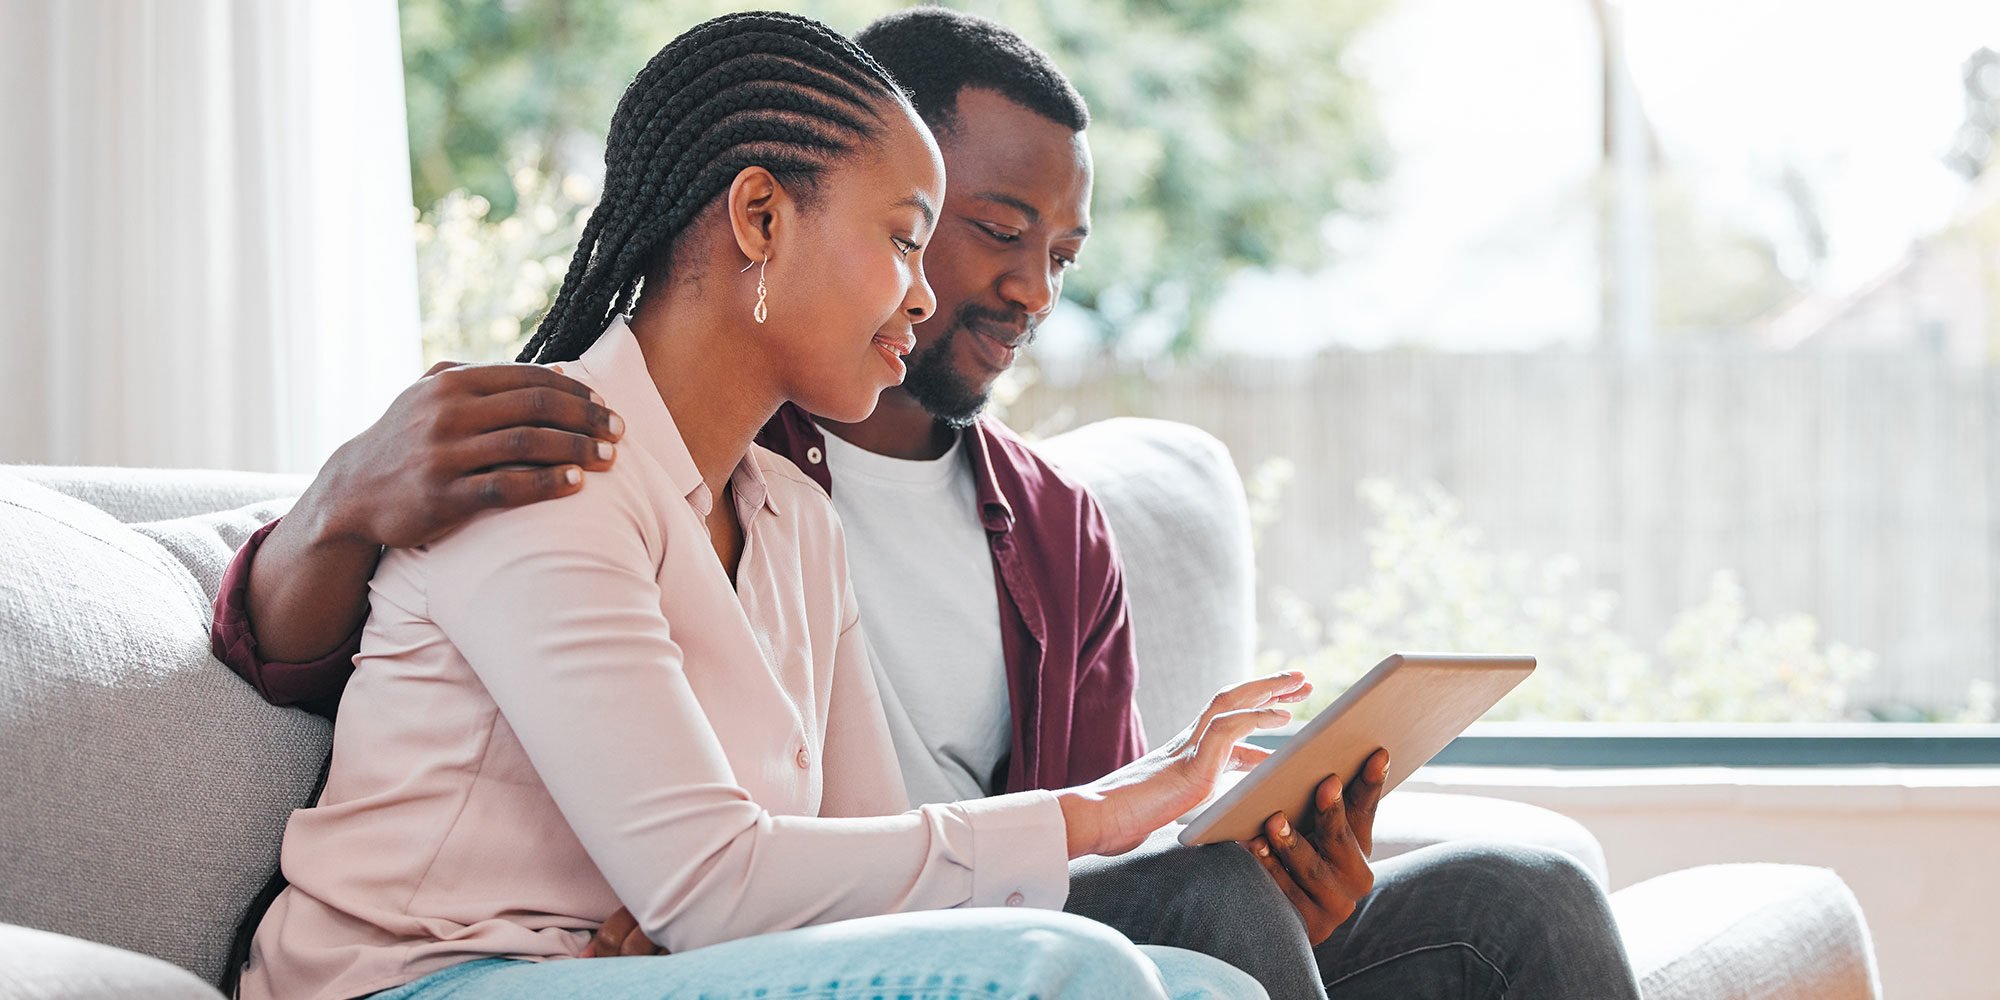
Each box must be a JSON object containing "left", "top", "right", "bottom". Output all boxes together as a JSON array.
[{"left": 519, "top": 11, "right": 905, "bottom": 363}]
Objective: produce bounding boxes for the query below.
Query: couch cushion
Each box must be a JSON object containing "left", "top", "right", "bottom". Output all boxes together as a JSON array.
[
  {"left": 1611, "top": 863, "right": 1882, "bottom": 1000},
  {"left": 0, "top": 922, "right": 222, "bottom": 1000},
  {"left": 133, "top": 499, "right": 297, "bottom": 606},
  {"left": 4, "top": 465, "right": 306, "bottom": 525},
  {"left": 1037, "top": 418, "right": 1257, "bottom": 750},
  {"left": 0, "top": 472, "right": 329, "bottom": 987}
]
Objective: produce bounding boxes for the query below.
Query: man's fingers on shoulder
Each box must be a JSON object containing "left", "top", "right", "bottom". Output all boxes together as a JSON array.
[
  {"left": 479, "top": 386, "right": 621, "bottom": 439},
  {"left": 462, "top": 466, "right": 585, "bottom": 512},
  {"left": 465, "top": 427, "right": 612, "bottom": 473},
  {"left": 418, "top": 361, "right": 584, "bottom": 403},
  {"left": 426, "top": 361, "right": 508, "bottom": 394},
  {"left": 454, "top": 360, "right": 600, "bottom": 398}
]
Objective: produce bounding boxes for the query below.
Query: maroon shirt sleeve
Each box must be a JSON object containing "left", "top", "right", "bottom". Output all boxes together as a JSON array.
[
  {"left": 1066, "top": 494, "right": 1149, "bottom": 782},
  {"left": 209, "top": 517, "right": 360, "bottom": 718}
]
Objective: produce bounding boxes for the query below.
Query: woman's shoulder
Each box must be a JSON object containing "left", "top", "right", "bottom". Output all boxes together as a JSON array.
[
  {"left": 389, "top": 440, "right": 673, "bottom": 585},
  {"left": 750, "top": 443, "right": 845, "bottom": 547},
  {"left": 753, "top": 441, "right": 829, "bottom": 502}
]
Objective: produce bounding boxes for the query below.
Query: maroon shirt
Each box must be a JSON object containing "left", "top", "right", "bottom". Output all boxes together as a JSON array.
[{"left": 211, "top": 403, "right": 1147, "bottom": 793}]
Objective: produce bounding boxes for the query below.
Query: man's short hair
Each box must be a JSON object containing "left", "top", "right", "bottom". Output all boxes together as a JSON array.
[{"left": 856, "top": 6, "right": 1089, "bottom": 135}]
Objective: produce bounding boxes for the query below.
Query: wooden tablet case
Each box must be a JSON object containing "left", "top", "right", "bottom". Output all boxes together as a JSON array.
[{"left": 1178, "top": 653, "right": 1535, "bottom": 847}]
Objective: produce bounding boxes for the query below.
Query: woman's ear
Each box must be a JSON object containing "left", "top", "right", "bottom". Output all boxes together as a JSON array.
[{"left": 726, "top": 166, "right": 789, "bottom": 264}]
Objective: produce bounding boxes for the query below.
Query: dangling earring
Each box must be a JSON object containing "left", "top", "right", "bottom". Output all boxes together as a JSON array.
[{"left": 740, "top": 254, "right": 769, "bottom": 324}]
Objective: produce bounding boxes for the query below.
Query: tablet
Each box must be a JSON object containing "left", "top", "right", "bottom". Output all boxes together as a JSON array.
[{"left": 1177, "top": 653, "right": 1535, "bottom": 847}]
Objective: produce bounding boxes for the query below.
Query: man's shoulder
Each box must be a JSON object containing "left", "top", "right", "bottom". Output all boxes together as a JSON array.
[
  {"left": 975, "top": 416, "right": 1099, "bottom": 515},
  {"left": 972, "top": 416, "right": 1126, "bottom": 568}
]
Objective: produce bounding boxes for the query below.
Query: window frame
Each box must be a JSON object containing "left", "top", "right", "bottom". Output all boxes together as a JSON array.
[
  {"left": 1250, "top": 722, "right": 2000, "bottom": 766},
  {"left": 1428, "top": 722, "right": 2000, "bottom": 767}
]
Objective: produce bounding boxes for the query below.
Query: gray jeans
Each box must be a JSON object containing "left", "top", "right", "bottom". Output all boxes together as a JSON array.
[{"left": 1065, "top": 828, "right": 1643, "bottom": 1000}]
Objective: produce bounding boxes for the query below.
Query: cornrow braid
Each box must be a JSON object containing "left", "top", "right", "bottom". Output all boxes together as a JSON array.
[{"left": 520, "top": 12, "right": 905, "bottom": 364}]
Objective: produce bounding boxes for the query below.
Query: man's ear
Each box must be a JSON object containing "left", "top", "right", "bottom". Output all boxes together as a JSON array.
[{"left": 725, "top": 166, "right": 789, "bottom": 264}]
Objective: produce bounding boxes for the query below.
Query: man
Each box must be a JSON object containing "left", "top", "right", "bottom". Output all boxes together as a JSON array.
[{"left": 214, "top": 9, "right": 1639, "bottom": 998}]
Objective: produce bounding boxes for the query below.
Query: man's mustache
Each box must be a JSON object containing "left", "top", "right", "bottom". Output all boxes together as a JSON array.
[{"left": 949, "top": 303, "right": 1037, "bottom": 349}]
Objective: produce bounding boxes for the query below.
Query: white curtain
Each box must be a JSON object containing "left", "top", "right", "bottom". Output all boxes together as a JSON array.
[{"left": 0, "top": 0, "right": 421, "bottom": 473}]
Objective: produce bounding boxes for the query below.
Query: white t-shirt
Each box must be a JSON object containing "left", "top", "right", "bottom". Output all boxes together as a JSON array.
[{"left": 817, "top": 427, "right": 1013, "bottom": 807}]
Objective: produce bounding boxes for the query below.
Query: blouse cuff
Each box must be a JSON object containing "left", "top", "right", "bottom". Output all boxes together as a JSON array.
[{"left": 959, "top": 789, "right": 1071, "bottom": 911}]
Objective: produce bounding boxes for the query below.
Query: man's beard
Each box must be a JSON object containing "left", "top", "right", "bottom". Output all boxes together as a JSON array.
[{"left": 901, "top": 304, "right": 1032, "bottom": 430}]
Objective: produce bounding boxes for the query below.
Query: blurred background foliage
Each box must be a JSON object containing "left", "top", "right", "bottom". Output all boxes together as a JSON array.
[
  {"left": 1248, "top": 471, "right": 1994, "bottom": 724},
  {"left": 401, "top": 0, "right": 1390, "bottom": 361}
]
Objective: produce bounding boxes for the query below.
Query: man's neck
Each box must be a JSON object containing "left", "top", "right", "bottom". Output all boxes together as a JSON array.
[{"left": 818, "top": 386, "right": 959, "bottom": 460}]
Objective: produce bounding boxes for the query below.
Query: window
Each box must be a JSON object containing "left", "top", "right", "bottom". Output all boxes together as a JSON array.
[
  {"left": 1014, "top": 0, "right": 2000, "bottom": 740},
  {"left": 400, "top": 0, "right": 2000, "bottom": 749}
]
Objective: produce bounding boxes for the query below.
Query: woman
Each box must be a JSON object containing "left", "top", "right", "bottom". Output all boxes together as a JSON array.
[{"left": 241, "top": 13, "right": 1304, "bottom": 999}]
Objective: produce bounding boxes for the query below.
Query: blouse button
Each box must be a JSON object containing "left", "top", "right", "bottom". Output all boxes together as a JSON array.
[
  {"left": 1005, "top": 892, "right": 1025, "bottom": 907},
  {"left": 795, "top": 746, "right": 811, "bottom": 769},
  {"left": 806, "top": 446, "right": 823, "bottom": 465}
]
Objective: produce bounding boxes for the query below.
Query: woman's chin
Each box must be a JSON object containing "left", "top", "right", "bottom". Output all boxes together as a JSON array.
[{"left": 816, "top": 391, "right": 882, "bottom": 426}]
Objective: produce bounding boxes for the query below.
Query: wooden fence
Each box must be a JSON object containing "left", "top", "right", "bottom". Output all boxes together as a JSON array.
[{"left": 1008, "top": 348, "right": 1999, "bottom": 715}]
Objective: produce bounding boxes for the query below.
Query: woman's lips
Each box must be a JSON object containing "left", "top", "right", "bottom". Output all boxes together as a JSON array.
[{"left": 872, "top": 332, "right": 914, "bottom": 381}]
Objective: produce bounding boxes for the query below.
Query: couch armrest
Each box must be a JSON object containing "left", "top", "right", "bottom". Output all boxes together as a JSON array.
[
  {"left": 0, "top": 923, "right": 222, "bottom": 1000},
  {"left": 3, "top": 465, "right": 306, "bottom": 524},
  {"left": 1610, "top": 864, "right": 1882, "bottom": 1000}
]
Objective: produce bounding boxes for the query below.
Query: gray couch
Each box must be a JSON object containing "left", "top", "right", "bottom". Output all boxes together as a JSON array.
[{"left": 0, "top": 419, "right": 1879, "bottom": 999}]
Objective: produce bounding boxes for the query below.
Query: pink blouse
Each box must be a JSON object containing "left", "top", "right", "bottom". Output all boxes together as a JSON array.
[{"left": 240, "top": 319, "right": 1071, "bottom": 1000}]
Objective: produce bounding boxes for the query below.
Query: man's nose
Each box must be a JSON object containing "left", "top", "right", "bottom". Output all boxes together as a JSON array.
[{"left": 999, "top": 262, "right": 1057, "bottom": 316}]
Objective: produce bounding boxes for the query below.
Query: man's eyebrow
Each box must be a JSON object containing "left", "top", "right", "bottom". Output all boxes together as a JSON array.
[
  {"left": 894, "top": 192, "right": 936, "bottom": 229},
  {"left": 972, "top": 191, "right": 1090, "bottom": 239}
]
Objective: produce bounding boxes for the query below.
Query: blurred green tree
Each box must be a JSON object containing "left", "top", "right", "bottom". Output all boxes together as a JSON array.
[{"left": 399, "top": 0, "right": 1390, "bottom": 354}]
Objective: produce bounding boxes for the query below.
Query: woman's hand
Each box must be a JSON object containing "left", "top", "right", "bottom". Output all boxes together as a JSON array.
[{"left": 1056, "top": 670, "right": 1311, "bottom": 858}]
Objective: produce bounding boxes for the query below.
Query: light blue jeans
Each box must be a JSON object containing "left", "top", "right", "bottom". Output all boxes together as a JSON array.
[{"left": 368, "top": 908, "right": 1266, "bottom": 1000}]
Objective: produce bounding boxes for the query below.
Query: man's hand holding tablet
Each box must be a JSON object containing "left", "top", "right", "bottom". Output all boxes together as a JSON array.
[
  {"left": 1188, "top": 653, "right": 1536, "bottom": 943},
  {"left": 1245, "top": 746, "right": 1393, "bottom": 943}
]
